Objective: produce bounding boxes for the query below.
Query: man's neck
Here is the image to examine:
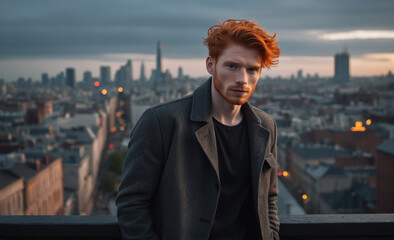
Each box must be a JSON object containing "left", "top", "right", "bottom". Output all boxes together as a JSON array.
[{"left": 211, "top": 81, "right": 243, "bottom": 126}]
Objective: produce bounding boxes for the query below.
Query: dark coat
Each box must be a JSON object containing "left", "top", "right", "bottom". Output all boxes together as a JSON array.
[{"left": 116, "top": 79, "right": 280, "bottom": 240}]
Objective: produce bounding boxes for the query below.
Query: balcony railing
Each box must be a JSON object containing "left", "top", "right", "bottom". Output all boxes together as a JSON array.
[{"left": 0, "top": 214, "right": 393, "bottom": 240}]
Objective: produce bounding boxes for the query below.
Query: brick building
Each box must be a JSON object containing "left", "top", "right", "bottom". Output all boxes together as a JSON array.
[{"left": 376, "top": 138, "right": 394, "bottom": 213}]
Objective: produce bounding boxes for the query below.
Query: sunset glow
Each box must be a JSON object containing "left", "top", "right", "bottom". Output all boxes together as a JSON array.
[{"left": 320, "top": 30, "right": 394, "bottom": 40}]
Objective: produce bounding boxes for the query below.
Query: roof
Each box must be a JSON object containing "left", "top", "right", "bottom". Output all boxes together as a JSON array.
[
  {"left": 8, "top": 163, "right": 38, "bottom": 182},
  {"left": 51, "top": 149, "right": 84, "bottom": 164},
  {"left": 291, "top": 144, "right": 352, "bottom": 160},
  {"left": 0, "top": 170, "right": 22, "bottom": 190},
  {"left": 305, "top": 164, "right": 346, "bottom": 179},
  {"left": 60, "top": 127, "right": 94, "bottom": 144},
  {"left": 320, "top": 184, "right": 376, "bottom": 211},
  {"left": 376, "top": 138, "right": 394, "bottom": 155}
]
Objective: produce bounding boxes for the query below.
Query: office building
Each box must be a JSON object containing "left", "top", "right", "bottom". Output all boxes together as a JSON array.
[
  {"left": 65, "top": 68, "right": 76, "bottom": 88},
  {"left": 100, "top": 66, "right": 111, "bottom": 86},
  {"left": 334, "top": 51, "right": 350, "bottom": 84}
]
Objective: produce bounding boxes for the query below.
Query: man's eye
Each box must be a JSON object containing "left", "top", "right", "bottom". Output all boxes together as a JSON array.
[
  {"left": 248, "top": 68, "right": 258, "bottom": 73},
  {"left": 227, "top": 64, "right": 236, "bottom": 69}
]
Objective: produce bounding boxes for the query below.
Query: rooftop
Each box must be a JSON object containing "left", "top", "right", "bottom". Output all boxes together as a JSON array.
[{"left": 376, "top": 138, "right": 394, "bottom": 155}]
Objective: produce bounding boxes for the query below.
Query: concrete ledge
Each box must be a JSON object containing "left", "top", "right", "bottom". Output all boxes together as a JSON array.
[
  {"left": 0, "top": 214, "right": 393, "bottom": 239},
  {"left": 280, "top": 214, "right": 394, "bottom": 239}
]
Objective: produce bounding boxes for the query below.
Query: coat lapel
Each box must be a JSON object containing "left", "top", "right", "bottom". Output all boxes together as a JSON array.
[
  {"left": 190, "top": 78, "right": 220, "bottom": 179},
  {"left": 242, "top": 103, "right": 270, "bottom": 206},
  {"left": 195, "top": 120, "right": 219, "bottom": 178}
]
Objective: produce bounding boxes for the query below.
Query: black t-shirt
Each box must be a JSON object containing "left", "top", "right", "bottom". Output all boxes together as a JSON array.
[{"left": 210, "top": 117, "right": 261, "bottom": 240}]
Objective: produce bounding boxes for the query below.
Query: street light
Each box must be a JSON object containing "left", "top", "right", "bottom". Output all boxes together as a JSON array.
[{"left": 302, "top": 194, "right": 308, "bottom": 200}]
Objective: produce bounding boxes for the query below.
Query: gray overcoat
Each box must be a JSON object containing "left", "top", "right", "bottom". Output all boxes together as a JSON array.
[{"left": 116, "top": 78, "right": 280, "bottom": 239}]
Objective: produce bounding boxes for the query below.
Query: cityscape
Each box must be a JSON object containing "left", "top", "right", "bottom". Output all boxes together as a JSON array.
[{"left": 1, "top": 40, "right": 393, "bottom": 216}]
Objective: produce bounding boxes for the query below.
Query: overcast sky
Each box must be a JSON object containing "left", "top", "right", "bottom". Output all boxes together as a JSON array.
[{"left": 1, "top": 0, "right": 393, "bottom": 80}]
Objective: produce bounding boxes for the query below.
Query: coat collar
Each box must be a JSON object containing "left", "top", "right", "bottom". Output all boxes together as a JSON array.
[
  {"left": 190, "top": 77, "right": 265, "bottom": 127},
  {"left": 191, "top": 78, "right": 271, "bottom": 190},
  {"left": 190, "top": 78, "right": 212, "bottom": 122}
]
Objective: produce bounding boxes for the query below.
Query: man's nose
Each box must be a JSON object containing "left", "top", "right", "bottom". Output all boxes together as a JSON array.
[{"left": 236, "top": 68, "right": 248, "bottom": 85}]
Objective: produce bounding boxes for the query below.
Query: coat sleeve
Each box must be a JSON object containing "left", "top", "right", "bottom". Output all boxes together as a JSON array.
[
  {"left": 269, "top": 118, "right": 280, "bottom": 239},
  {"left": 115, "top": 108, "right": 163, "bottom": 240}
]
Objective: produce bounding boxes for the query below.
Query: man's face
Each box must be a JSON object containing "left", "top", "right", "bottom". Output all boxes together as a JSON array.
[{"left": 206, "top": 44, "right": 262, "bottom": 106}]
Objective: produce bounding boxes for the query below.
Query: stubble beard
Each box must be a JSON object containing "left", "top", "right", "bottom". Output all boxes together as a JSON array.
[{"left": 213, "top": 72, "right": 254, "bottom": 106}]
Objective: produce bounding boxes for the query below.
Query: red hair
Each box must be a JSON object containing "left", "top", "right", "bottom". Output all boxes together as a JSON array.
[{"left": 203, "top": 19, "right": 280, "bottom": 69}]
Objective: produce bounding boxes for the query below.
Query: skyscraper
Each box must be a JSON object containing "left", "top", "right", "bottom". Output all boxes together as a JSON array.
[
  {"left": 65, "top": 68, "right": 76, "bottom": 88},
  {"left": 41, "top": 73, "right": 49, "bottom": 87},
  {"left": 297, "top": 69, "right": 303, "bottom": 80},
  {"left": 126, "top": 60, "right": 133, "bottom": 83},
  {"left": 83, "top": 71, "right": 92, "bottom": 84},
  {"left": 114, "top": 60, "right": 133, "bottom": 87},
  {"left": 100, "top": 66, "right": 111, "bottom": 86},
  {"left": 140, "top": 61, "right": 146, "bottom": 83},
  {"left": 178, "top": 67, "right": 183, "bottom": 80},
  {"left": 156, "top": 41, "right": 162, "bottom": 75},
  {"left": 334, "top": 51, "right": 350, "bottom": 84}
]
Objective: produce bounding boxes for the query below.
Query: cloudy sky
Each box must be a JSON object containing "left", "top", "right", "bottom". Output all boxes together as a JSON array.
[{"left": 1, "top": 0, "right": 393, "bottom": 81}]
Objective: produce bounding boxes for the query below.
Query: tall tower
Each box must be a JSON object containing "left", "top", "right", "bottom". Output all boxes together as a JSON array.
[
  {"left": 126, "top": 60, "right": 132, "bottom": 83},
  {"left": 178, "top": 66, "right": 183, "bottom": 80},
  {"left": 156, "top": 41, "right": 162, "bottom": 75},
  {"left": 41, "top": 73, "right": 49, "bottom": 87},
  {"left": 65, "top": 68, "right": 76, "bottom": 88},
  {"left": 140, "top": 61, "right": 146, "bottom": 82},
  {"left": 334, "top": 51, "right": 350, "bottom": 84},
  {"left": 100, "top": 66, "right": 111, "bottom": 86},
  {"left": 83, "top": 71, "right": 92, "bottom": 83}
]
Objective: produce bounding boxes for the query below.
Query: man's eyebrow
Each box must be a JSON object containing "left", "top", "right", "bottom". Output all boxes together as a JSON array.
[
  {"left": 222, "top": 60, "right": 261, "bottom": 68},
  {"left": 222, "top": 60, "right": 238, "bottom": 65}
]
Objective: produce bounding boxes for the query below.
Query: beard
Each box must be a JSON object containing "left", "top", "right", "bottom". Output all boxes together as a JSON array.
[{"left": 213, "top": 71, "right": 254, "bottom": 106}]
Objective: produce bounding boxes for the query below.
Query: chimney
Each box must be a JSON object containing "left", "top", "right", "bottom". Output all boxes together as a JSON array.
[
  {"left": 35, "top": 159, "right": 42, "bottom": 171},
  {"left": 44, "top": 155, "right": 50, "bottom": 165}
]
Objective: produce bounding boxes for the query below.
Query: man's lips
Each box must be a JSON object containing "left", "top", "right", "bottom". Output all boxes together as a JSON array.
[{"left": 230, "top": 88, "right": 249, "bottom": 93}]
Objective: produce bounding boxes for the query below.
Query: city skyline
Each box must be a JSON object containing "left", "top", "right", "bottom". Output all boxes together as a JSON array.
[{"left": 1, "top": 0, "right": 393, "bottom": 81}]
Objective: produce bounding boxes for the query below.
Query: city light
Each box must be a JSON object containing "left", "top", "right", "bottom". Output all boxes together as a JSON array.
[
  {"left": 94, "top": 81, "right": 100, "bottom": 87},
  {"left": 366, "top": 119, "right": 372, "bottom": 126},
  {"left": 110, "top": 126, "right": 116, "bottom": 133},
  {"left": 118, "top": 87, "right": 124, "bottom": 93},
  {"left": 351, "top": 121, "right": 366, "bottom": 132},
  {"left": 109, "top": 144, "right": 114, "bottom": 149},
  {"left": 101, "top": 89, "right": 108, "bottom": 95},
  {"left": 119, "top": 125, "right": 126, "bottom": 131},
  {"left": 302, "top": 194, "right": 308, "bottom": 200},
  {"left": 278, "top": 171, "right": 282, "bottom": 176},
  {"left": 283, "top": 171, "right": 289, "bottom": 177}
]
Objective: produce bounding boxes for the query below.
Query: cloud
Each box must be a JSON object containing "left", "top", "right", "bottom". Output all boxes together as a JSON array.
[
  {"left": 319, "top": 30, "right": 394, "bottom": 40},
  {"left": 0, "top": 0, "right": 393, "bottom": 79}
]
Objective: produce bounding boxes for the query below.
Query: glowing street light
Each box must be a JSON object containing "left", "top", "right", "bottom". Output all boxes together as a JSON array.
[
  {"left": 118, "top": 87, "right": 124, "bottom": 93},
  {"left": 94, "top": 81, "right": 100, "bottom": 87},
  {"left": 366, "top": 119, "right": 372, "bottom": 126},
  {"left": 283, "top": 171, "right": 289, "bottom": 177},
  {"left": 302, "top": 194, "right": 308, "bottom": 200},
  {"left": 102, "top": 89, "right": 108, "bottom": 95},
  {"left": 351, "top": 121, "right": 365, "bottom": 132}
]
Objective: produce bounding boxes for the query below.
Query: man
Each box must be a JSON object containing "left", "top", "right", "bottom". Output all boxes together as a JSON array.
[{"left": 116, "top": 19, "right": 281, "bottom": 239}]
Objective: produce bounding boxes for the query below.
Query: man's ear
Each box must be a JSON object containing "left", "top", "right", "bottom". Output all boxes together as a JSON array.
[{"left": 206, "top": 56, "right": 215, "bottom": 75}]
